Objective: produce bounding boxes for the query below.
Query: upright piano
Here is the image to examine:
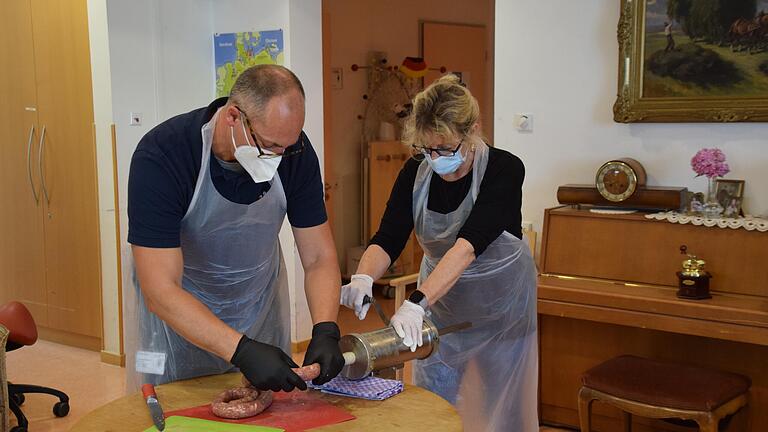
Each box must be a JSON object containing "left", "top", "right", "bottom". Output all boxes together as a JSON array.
[{"left": 537, "top": 206, "right": 768, "bottom": 431}]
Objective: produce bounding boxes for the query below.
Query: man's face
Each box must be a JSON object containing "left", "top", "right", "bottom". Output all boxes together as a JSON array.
[{"left": 243, "top": 90, "right": 305, "bottom": 154}]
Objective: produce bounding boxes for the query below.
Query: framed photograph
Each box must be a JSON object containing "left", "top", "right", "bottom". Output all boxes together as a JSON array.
[
  {"left": 715, "top": 179, "right": 745, "bottom": 215},
  {"left": 722, "top": 196, "right": 744, "bottom": 217},
  {"left": 614, "top": 0, "right": 768, "bottom": 123},
  {"left": 686, "top": 191, "right": 706, "bottom": 214}
]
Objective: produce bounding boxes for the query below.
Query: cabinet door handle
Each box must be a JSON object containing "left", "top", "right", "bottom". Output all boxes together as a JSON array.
[
  {"left": 38, "top": 125, "right": 50, "bottom": 205},
  {"left": 26, "top": 124, "right": 39, "bottom": 204}
]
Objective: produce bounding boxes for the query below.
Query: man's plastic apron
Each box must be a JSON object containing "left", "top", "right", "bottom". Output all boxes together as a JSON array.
[
  {"left": 125, "top": 112, "right": 290, "bottom": 389},
  {"left": 412, "top": 141, "right": 539, "bottom": 431}
]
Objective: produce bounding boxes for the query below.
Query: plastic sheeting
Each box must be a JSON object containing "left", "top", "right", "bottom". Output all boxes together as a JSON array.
[{"left": 411, "top": 140, "right": 539, "bottom": 431}]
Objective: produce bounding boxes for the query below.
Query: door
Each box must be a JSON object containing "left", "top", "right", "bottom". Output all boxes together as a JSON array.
[
  {"left": 31, "top": 0, "right": 102, "bottom": 340},
  {"left": 0, "top": 0, "right": 48, "bottom": 325},
  {"left": 422, "top": 22, "right": 491, "bottom": 139}
]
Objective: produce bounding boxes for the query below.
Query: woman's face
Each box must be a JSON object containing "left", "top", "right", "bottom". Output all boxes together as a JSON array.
[{"left": 416, "top": 133, "right": 462, "bottom": 159}]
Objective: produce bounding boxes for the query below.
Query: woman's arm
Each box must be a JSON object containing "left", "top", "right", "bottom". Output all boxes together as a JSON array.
[
  {"left": 354, "top": 244, "right": 393, "bottom": 280},
  {"left": 413, "top": 238, "right": 475, "bottom": 305}
]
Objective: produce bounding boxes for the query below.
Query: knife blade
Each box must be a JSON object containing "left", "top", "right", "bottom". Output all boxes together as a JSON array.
[
  {"left": 362, "top": 294, "right": 390, "bottom": 325},
  {"left": 142, "top": 383, "right": 166, "bottom": 431}
]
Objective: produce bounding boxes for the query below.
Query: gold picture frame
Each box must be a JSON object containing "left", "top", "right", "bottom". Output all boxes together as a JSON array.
[{"left": 614, "top": 0, "right": 768, "bottom": 123}]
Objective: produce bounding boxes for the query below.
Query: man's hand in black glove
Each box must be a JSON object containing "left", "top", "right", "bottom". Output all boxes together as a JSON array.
[
  {"left": 303, "top": 321, "right": 344, "bottom": 385},
  {"left": 230, "top": 335, "right": 306, "bottom": 392}
]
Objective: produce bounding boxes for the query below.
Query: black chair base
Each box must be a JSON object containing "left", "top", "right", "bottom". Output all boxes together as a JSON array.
[{"left": 8, "top": 382, "right": 70, "bottom": 432}]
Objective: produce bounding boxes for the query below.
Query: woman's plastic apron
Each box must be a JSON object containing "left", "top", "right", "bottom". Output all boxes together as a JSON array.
[
  {"left": 124, "top": 112, "right": 290, "bottom": 389},
  {"left": 412, "top": 142, "right": 538, "bottom": 432}
]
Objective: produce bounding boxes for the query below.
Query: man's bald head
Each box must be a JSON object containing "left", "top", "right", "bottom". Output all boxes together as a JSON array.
[{"left": 228, "top": 65, "right": 305, "bottom": 120}]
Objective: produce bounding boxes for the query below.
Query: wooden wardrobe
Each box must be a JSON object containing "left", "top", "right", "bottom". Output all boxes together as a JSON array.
[{"left": 0, "top": 0, "right": 102, "bottom": 350}]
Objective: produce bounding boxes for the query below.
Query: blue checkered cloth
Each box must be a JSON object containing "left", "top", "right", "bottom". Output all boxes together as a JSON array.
[{"left": 310, "top": 375, "right": 404, "bottom": 400}]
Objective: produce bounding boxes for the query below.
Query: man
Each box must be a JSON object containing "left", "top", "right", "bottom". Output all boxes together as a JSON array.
[
  {"left": 127, "top": 65, "right": 343, "bottom": 392},
  {"left": 664, "top": 21, "right": 675, "bottom": 52}
]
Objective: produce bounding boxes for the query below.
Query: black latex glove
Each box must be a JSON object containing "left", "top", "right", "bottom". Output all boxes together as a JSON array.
[
  {"left": 302, "top": 321, "right": 344, "bottom": 385},
  {"left": 230, "top": 335, "right": 307, "bottom": 392}
]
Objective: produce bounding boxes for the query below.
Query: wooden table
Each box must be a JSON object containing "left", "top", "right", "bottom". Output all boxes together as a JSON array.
[{"left": 70, "top": 373, "right": 461, "bottom": 431}]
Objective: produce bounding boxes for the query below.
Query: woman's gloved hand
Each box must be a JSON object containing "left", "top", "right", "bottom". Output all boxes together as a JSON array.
[
  {"left": 340, "top": 274, "right": 373, "bottom": 320},
  {"left": 390, "top": 300, "right": 426, "bottom": 352},
  {"left": 302, "top": 322, "right": 344, "bottom": 385},
  {"left": 230, "top": 335, "right": 307, "bottom": 392}
]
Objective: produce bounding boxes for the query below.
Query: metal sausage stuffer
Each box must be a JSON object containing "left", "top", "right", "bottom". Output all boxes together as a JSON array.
[{"left": 339, "top": 319, "right": 471, "bottom": 380}]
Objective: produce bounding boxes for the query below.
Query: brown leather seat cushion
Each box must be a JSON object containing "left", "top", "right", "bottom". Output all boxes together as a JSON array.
[
  {"left": 581, "top": 355, "right": 751, "bottom": 411},
  {"left": 0, "top": 301, "right": 38, "bottom": 346}
]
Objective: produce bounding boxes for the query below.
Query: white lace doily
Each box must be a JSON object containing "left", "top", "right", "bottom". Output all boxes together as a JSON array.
[{"left": 645, "top": 211, "right": 768, "bottom": 232}]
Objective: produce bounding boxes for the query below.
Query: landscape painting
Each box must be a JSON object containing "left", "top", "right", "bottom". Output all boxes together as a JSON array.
[
  {"left": 614, "top": 0, "right": 768, "bottom": 122},
  {"left": 643, "top": 0, "right": 768, "bottom": 98}
]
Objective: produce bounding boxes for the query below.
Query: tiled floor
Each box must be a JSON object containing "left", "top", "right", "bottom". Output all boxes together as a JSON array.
[{"left": 8, "top": 287, "right": 572, "bottom": 431}]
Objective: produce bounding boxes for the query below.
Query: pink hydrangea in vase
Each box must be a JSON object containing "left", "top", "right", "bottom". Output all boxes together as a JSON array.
[{"left": 690, "top": 148, "right": 730, "bottom": 217}]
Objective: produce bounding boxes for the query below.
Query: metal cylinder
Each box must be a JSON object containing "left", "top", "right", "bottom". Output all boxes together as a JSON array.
[{"left": 340, "top": 319, "right": 440, "bottom": 380}]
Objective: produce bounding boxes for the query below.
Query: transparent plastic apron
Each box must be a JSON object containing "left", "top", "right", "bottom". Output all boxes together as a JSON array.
[
  {"left": 412, "top": 142, "right": 539, "bottom": 432},
  {"left": 125, "top": 112, "right": 290, "bottom": 390}
]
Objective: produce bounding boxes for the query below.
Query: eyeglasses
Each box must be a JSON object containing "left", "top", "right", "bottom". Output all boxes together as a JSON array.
[
  {"left": 236, "top": 107, "right": 305, "bottom": 159},
  {"left": 412, "top": 137, "right": 465, "bottom": 157}
]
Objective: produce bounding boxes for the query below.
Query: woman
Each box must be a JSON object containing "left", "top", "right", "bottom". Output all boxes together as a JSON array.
[{"left": 341, "top": 74, "right": 538, "bottom": 431}]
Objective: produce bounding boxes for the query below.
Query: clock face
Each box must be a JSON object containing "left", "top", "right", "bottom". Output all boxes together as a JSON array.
[{"left": 596, "top": 161, "right": 638, "bottom": 202}]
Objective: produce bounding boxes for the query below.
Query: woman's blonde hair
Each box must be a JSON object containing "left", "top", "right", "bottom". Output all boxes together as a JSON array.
[{"left": 402, "top": 74, "right": 480, "bottom": 148}]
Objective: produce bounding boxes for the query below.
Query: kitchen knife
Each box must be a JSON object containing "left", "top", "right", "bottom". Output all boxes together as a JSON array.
[
  {"left": 362, "top": 294, "right": 390, "bottom": 325},
  {"left": 142, "top": 383, "right": 166, "bottom": 431}
]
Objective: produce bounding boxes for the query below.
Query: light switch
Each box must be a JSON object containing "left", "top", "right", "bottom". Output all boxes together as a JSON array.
[
  {"left": 130, "top": 112, "right": 142, "bottom": 126},
  {"left": 515, "top": 113, "right": 533, "bottom": 132}
]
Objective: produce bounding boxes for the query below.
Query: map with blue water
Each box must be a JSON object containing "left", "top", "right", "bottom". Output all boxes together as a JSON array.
[{"left": 214, "top": 30, "right": 284, "bottom": 97}]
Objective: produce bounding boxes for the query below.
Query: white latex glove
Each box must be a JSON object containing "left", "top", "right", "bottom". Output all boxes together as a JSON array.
[
  {"left": 390, "top": 300, "right": 426, "bottom": 352},
  {"left": 340, "top": 274, "right": 374, "bottom": 320}
]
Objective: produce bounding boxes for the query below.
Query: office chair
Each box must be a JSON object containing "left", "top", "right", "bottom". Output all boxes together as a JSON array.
[{"left": 0, "top": 302, "right": 69, "bottom": 432}]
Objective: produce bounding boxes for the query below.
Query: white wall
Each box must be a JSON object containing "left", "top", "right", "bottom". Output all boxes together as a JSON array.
[
  {"left": 104, "top": 0, "right": 320, "bottom": 349},
  {"left": 287, "top": 0, "right": 325, "bottom": 342},
  {"left": 87, "top": 0, "right": 120, "bottom": 359},
  {"left": 495, "top": 0, "right": 768, "bottom": 245}
]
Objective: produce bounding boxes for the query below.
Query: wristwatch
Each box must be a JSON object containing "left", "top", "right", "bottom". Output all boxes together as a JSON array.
[{"left": 407, "top": 289, "right": 429, "bottom": 310}]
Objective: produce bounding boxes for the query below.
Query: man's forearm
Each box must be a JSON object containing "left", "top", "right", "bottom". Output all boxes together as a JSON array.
[
  {"left": 303, "top": 258, "right": 341, "bottom": 324},
  {"left": 143, "top": 283, "right": 242, "bottom": 361}
]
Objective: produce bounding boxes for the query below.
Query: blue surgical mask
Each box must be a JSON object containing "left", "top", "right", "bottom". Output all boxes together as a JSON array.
[{"left": 425, "top": 149, "right": 465, "bottom": 175}]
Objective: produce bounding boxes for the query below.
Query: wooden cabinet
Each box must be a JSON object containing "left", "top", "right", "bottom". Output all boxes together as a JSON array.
[
  {"left": 0, "top": 0, "right": 102, "bottom": 350},
  {"left": 367, "top": 141, "right": 422, "bottom": 277}
]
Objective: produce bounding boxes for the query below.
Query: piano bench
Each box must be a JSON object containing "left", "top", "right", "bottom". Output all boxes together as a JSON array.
[{"left": 577, "top": 355, "right": 750, "bottom": 432}]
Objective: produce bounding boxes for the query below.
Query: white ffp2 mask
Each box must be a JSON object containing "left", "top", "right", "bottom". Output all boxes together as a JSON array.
[{"left": 231, "top": 122, "right": 281, "bottom": 184}]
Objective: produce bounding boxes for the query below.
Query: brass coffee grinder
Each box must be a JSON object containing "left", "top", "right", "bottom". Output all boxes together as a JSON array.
[{"left": 676, "top": 245, "right": 712, "bottom": 300}]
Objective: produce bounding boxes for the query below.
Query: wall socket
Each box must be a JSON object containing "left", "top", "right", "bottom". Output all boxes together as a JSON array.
[{"left": 130, "top": 112, "right": 142, "bottom": 126}]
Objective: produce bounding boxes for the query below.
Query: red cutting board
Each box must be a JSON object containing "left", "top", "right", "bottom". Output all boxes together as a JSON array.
[{"left": 164, "top": 390, "right": 355, "bottom": 432}]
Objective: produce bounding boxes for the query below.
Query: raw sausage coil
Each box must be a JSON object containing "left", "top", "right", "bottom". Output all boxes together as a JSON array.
[
  {"left": 211, "top": 387, "right": 273, "bottom": 419},
  {"left": 212, "top": 363, "right": 321, "bottom": 419}
]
